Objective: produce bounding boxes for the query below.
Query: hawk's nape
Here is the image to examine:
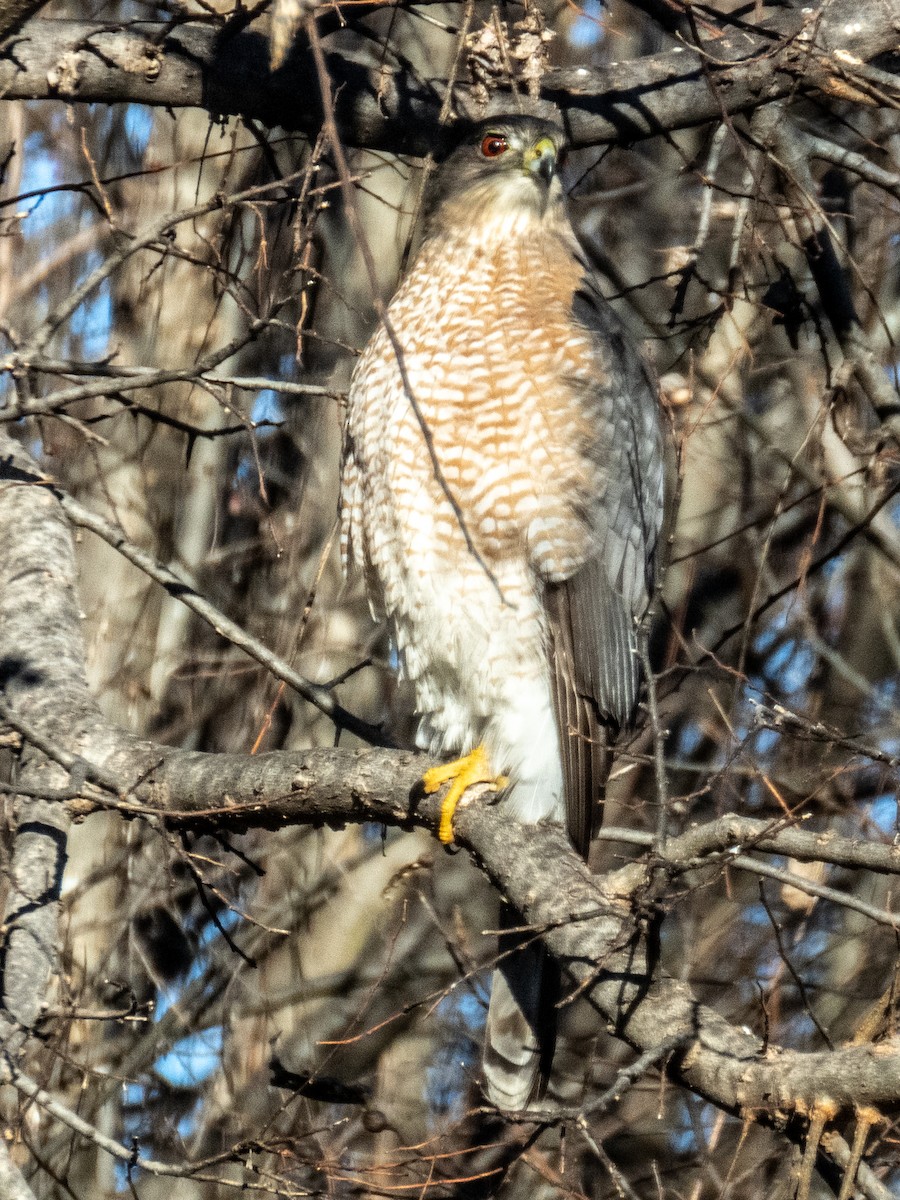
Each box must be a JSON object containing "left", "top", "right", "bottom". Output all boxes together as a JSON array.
[{"left": 340, "top": 113, "right": 664, "bottom": 1111}]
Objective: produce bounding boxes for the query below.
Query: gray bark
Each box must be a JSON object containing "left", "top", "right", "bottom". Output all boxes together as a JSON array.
[{"left": 0, "top": 0, "right": 895, "bottom": 150}]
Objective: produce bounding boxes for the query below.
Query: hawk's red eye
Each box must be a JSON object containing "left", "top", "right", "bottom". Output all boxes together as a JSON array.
[{"left": 480, "top": 135, "right": 509, "bottom": 158}]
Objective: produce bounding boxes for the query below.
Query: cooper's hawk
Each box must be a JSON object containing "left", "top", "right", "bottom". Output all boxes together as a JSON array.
[{"left": 341, "top": 114, "right": 664, "bottom": 1110}]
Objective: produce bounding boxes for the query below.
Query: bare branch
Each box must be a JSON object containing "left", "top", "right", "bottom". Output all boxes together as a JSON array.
[{"left": 0, "top": 0, "right": 896, "bottom": 150}]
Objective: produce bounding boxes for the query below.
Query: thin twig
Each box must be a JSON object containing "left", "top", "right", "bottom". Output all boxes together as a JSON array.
[{"left": 52, "top": 485, "right": 387, "bottom": 745}]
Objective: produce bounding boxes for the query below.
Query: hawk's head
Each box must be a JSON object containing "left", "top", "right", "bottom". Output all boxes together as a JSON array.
[{"left": 424, "top": 115, "right": 566, "bottom": 237}]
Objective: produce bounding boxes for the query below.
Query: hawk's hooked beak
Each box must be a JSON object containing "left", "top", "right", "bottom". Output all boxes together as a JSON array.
[{"left": 524, "top": 137, "right": 557, "bottom": 185}]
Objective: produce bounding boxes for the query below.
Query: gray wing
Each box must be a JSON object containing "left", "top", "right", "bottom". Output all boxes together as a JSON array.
[{"left": 544, "top": 270, "right": 665, "bottom": 859}]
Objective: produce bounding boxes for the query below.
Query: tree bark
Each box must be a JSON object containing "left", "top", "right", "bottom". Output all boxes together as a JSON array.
[{"left": 0, "top": 0, "right": 896, "bottom": 151}]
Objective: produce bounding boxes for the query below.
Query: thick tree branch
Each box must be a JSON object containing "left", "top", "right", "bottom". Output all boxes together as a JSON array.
[
  {"left": 0, "top": 0, "right": 896, "bottom": 151},
  {"left": 0, "top": 0, "right": 45, "bottom": 43}
]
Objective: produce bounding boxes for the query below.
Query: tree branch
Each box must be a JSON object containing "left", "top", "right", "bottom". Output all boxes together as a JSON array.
[{"left": 0, "top": 0, "right": 896, "bottom": 150}]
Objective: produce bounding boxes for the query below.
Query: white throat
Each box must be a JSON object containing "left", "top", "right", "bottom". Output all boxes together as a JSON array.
[{"left": 429, "top": 173, "right": 567, "bottom": 244}]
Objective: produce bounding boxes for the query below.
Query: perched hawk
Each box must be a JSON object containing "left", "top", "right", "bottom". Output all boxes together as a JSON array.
[{"left": 341, "top": 114, "right": 664, "bottom": 1110}]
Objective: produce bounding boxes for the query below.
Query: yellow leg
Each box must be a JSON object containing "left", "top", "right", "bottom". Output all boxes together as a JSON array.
[{"left": 422, "top": 744, "right": 508, "bottom": 844}]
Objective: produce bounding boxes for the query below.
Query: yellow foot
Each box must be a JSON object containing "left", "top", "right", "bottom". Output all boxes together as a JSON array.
[{"left": 422, "top": 744, "right": 508, "bottom": 844}]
